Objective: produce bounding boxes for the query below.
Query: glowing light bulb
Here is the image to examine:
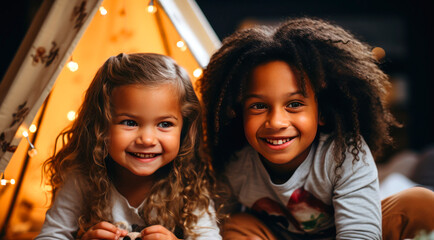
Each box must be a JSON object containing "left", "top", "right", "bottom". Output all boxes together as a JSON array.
[
  {"left": 22, "top": 131, "right": 29, "bottom": 138},
  {"left": 147, "top": 0, "right": 157, "bottom": 13},
  {"left": 67, "top": 61, "right": 79, "bottom": 72},
  {"left": 176, "top": 41, "right": 184, "bottom": 48},
  {"left": 147, "top": 5, "right": 157, "bottom": 13},
  {"left": 176, "top": 40, "right": 187, "bottom": 51},
  {"left": 10, "top": 179, "right": 15, "bottom": 185},
  {"left": 99, "top": 6, "right": 107, "bottom": 15},
  {"left": 29, "top": 124, "right": 37, "bottom": 133},
  {"left": 193, "top": 68, "right": 203, "bottom": 78},
  {"left": 67, "top": 111, "right": 77, "bottom": 121},
  {"left": 1, "top": 179, "right": 6, "bottom": 185}
]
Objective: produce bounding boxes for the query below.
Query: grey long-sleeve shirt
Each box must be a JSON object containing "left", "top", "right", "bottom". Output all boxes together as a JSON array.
[
  {"left": 225, "top": 134, "right": 381, "bottom": 239},
  {"left": 35, "top": 175, "right": 221, "bottom": 240}
]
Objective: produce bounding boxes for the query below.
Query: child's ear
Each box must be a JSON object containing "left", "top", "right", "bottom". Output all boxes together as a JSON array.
[{"left": 319, "top": 114, "right": 325, "bottom": 126}]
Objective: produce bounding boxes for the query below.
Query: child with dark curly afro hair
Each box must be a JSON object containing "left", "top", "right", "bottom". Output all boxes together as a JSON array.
[{"left": 199, "top": 17, "right": 434, "bottom": 240}]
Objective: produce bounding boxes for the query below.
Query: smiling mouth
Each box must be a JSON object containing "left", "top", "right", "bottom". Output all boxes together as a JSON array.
[
  {"left": 264, "top": 137, "right": 294, "bottom": 145},
  {"left": 128, "top": 152, "right": 160, "bottom": 158}
]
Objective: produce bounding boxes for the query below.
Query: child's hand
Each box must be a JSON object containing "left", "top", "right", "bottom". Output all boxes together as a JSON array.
[
  {"left": 81, "top": 221, "right": 128, "bottom": 240},
  {"left": 141, "top": 225, "right": 180, "bottom": 240}
]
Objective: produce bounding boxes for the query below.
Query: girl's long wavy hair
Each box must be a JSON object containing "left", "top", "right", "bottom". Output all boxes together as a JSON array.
[
  {"left": 198, "top": 17, "right": 400, "bottom": 176},
  {"left": 44, "top": 53, "right": 218, "bottom": 237}
]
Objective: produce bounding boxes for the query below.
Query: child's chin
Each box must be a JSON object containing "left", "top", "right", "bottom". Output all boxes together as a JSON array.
[{"left": 258, "top": 153, "right": 293, "bottom": 165}]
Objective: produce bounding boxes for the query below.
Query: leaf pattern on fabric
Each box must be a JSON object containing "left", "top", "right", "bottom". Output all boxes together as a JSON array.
[
  {"left": 30, "top": 42, "right": 59, "bottom": 67},
  {"left": 71, "top": 1, "right": 88, "bottom": 30}
]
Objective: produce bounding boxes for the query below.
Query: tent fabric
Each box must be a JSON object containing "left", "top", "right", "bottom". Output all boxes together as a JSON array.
[
  {"left": 0, "top": 0, "right": 220, "bottom": 174},
  {"left": 160, "top": 0, "right": 221, "bottom": 68},
  {"left": 0, "top": 0, "right": 103, "bottom": 173}
]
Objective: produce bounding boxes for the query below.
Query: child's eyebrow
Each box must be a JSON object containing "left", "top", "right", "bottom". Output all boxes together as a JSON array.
[
  {"left": 158, "top": 114, "right": 179, "bottom": 121},
  {"left": 244, "top": 91, "right": 304, "bottom": 99},
  {"left": 114, "top": 112, "right": 179, "bottom": 120},
  {"left": 113, "top": 112, "right": 136, "bottom": 118}
]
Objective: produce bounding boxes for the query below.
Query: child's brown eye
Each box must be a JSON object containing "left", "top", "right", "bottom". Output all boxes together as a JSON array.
[
  {"left": 158, "top": 121, "right": 174, "bottom": 128},
  {"left": 287, "top": 102, "right": 303, "bottom": 108},
  {"left": 250, "top": 103, "right": 267, "bottom": 109},
  {"left": 120, "top": 120, "right": 137, "bottom": 127}
]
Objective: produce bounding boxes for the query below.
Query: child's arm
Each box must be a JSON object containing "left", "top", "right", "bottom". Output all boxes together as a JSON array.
[
  {"left": 186, "top": 202, "right": 222, "bottom": 240},
  {"left": 34, "top": 175, "right": 84, "bottom": 239},
  {"left": 331, "top": 142, "right": 382, "bottom": 239}
]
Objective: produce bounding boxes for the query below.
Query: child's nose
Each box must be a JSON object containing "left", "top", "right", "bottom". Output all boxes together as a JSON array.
[
  {"left": 266, "top": 108, "right": 290, "bottom": 129},
  {"left": 136, "top": 128, "right": 155, "bottom": 146}
]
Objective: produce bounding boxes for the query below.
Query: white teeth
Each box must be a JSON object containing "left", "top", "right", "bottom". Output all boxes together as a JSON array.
[
  {"left": 265, "top": 138, "right": 291, "bottom": 145},
  {"left": 131, "top": 152, "right": 156, "bottom": 158}
]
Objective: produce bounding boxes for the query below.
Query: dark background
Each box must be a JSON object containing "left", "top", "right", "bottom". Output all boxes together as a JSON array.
[{"left": 1, "top": 0, "right": 433, "bottom": 163}]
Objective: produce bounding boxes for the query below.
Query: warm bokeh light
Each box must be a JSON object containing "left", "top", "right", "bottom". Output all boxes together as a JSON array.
[
  {"left": 29, "top": 124, "right": 37, "bottom": 133},
  {"left": 176, "top": 40, "right": 185, "bottom": 48},
  {"left": 176, "top": 41, "right": 187, "bottom": 51},
  {"left": 67, "top": 110, "right": 77, "bottom": 121},
  {"left": 193, "top": 68, "right": 203, "bottom": 78},
  {"left": 147, "top": 5, "right": 157, "bottom": 13},
  {"left": 22, "top": 131, "right": 29, "bottom": 138},
  {"left": 67, "top": 61, "right": 79, "bottom": 72},
  {"left": 99, "top": 6, "right": 108, "bottom": 15}
]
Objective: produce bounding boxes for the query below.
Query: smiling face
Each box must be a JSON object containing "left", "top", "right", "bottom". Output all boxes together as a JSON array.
[
  {"left": 243, "top": 61, "right": 322, "bottom": 174},
  {"left": 108, "top": 83, "right": 183, "bottom": 177}
]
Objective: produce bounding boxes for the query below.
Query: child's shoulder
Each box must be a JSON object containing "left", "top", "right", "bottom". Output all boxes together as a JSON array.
[
  {"left": 314, "top": 133, "right": 373, "bottom": 164},
  {"left": 317, "top": 133, "right": 375, "bottom": 170},
  {"left": 60, "top": 171, "right": 95, "bottom": 195},
  {"left": 317, "top": 133, "right": 370, "bottom": 153},
  {"left": 226, "top": 145, "right": 257, "bottom": 173}
]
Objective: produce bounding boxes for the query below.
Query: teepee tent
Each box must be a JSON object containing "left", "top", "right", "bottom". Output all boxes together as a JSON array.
[{"left": 0, "top": 0, "right": 220, "bottom": 238}]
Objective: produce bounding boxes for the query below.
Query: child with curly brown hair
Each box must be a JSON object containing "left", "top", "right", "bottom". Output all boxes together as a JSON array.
[
  {"left": 36, "top": 53, "right": 221, "bottom": 240},
  {"left": 199, "top": 17, "right": 434, "bottom": 239}
]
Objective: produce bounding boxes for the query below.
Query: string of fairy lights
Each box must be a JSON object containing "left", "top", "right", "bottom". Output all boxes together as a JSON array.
[
  {"left": 66, "top": 1, "right": 203, "bottom": 76},
  {"left": 1, "top": 0, "right": 204, "bottom": 186},
  {"left": 1, "top": 174, "right": 15, "bottom": 186}
]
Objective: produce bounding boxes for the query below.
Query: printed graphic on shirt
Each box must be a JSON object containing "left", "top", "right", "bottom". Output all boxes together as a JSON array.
[{"left": 251, "top": 187, "right": 334, "bottom": 236}]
